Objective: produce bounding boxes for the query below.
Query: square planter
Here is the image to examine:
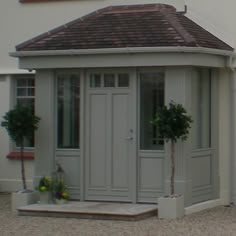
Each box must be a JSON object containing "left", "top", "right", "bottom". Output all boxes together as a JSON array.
[
  {"left": 158, "top": 195, "right": 184, "bottom": 219},
  {"left": 39, "top": 192, "right": 51, "bottom": 204},
  {"left": 12, "top": 191, "right": 39, "bottom": 212}
]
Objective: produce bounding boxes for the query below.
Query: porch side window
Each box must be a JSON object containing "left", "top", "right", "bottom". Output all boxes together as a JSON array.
[
  {"left": 140, "top": 72, "right": 165, "bottom": 150},
  {"left": 16, "top": 76, "right": 35, "bottom": 147},
  {"left": 57, "top": 74, "right": 80, "bottom": 149},
  {"left": 192, "top": 68, "right": 211, "bottom": 149}
]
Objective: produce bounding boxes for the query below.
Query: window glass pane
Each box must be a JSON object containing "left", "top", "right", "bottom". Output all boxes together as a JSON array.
[
  {"left": 140, "top": 72, "right": 164, "bottom": 150},
  {"left": 28, "top": 79, "right": 35, "bottom": 87},
  {"left": 17, "top": 79, "right": 27, "bottom": 87},
  {"left": 16, "top": 77, "right": 35, "bottom": 148},
  {"left": 57, "top": 74, "right": 80, "bottom": 149},
  {"left": 192, "top": 68, "right": 211, "bottom": 149},
  {"left": 104, "top": 74, "right": 115, "bottom": 87},
  {"left": 17, "top": 98, "right": 34, "bottom": 108},
  {"left": 28, "top": 88, "right": 35, "bottom": 96},
  {"left": 118, "top": 74, "right": 129, "bottom": 87},
  {"left": 17, "top": 88, "right": 27, "bottom": 96},
  {"left": 90, "top": 74, "right": 101, "bottom": 88}
]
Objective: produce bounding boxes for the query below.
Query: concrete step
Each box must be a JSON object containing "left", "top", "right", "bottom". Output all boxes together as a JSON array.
[{"left": 18, "top": 201, "right": 158, "bottom": 221}]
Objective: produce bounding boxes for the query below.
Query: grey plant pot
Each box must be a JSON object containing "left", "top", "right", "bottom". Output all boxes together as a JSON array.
[
  {"left": 158, "top": 195, "right": 185, "bottom": 219},
  {"left": 11, "top": 191, "right": 39, "bottom": 212}
]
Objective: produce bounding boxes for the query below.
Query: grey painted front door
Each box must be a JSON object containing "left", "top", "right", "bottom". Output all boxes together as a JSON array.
[{"left": 85, "top": 71, "right": 134, "bottom": 201}]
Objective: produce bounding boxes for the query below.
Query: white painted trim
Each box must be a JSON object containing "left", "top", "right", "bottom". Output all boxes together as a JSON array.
[
  {"left": 18, "top": 53, "right": 227, "bottom": 70},
  {"left": 185, "top": 199, "right": 223, "bottom": 215},
  {"left": 10, "top": 46, "right": 234, "bottom": 58},
  {"left": 0, "top": 69, "right": 35, "bottom": 75}
]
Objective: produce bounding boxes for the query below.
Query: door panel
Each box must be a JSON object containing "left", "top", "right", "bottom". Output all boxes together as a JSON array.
[
  {"left": 89, "top": 94, "right": 108, "bottom": 189},
  {"left": 85, "top": 71, "right": 133, "bottom": 201},
  {"left": 111, "top": 94, "right": 129, "bottom": 190}
]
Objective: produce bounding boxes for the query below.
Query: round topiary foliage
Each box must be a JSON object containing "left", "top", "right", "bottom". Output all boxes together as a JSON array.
[{"left": 1, "top": 105, "right": 40, "bottom": 190}]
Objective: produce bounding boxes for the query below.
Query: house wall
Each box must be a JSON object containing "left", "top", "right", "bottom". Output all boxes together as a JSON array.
[
  {"left": 185, "top": 0, "right": 236, "bottom": 47},
  {"left": 0, "top": 0, "right": 234, "bottom": 206}
]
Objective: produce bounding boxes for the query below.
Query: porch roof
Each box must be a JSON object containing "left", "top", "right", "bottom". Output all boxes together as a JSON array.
[{"left": 15, "top": 4, "right": 233, "bottom": 53}]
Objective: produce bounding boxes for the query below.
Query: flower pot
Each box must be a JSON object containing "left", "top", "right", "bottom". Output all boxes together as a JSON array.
[
  {"left": 39, "top": 192, "right": 51, "bottom": 204},
  {"left": 12, "top": 190, "right": 39, "bottom": 212},
  {"left": 158, "top": 195, "right": 184, "bottom": 219}
]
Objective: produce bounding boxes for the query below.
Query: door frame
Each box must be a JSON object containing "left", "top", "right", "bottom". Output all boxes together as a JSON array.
[{"left": 83, "top": 68, "right": 138, "bottom": 202}]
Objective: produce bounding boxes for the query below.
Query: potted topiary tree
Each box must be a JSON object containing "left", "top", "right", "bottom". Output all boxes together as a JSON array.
[
  {"left": 1, "top": 105, "right": 40, "bottom": 211},
  {"left": 152, "top": 101, "right": 192, "bottom": 219}
]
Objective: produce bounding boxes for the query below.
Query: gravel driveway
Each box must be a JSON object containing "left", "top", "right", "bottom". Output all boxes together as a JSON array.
[{"left": 1, "top": 193, "right": 236, "bottom": 236}]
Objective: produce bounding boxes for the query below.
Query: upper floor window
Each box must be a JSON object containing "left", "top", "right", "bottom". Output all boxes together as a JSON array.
[{"left": 15, "top": 76, "right": 35, "bottom": 148}]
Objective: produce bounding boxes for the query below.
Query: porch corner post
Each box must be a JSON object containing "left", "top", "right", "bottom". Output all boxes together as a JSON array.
[
  {"left": 79, "top": 69, "right": 86, "bottom": 201},
  {"left": 131, "top": 67, "right": 138, "bottom": 203},
  {"left": 230, "top": 68, "right": 236, "bottom": 204},
  {"left": 164, "top": 67, "right": 192, "bottom": 206},
  {"left": 34, "top": 70, "right": 56, "bottom": 186}
]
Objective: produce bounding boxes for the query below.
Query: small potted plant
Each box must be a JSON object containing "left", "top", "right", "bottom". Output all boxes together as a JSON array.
[
  {"left": 53, "top": 179, "right": 69, "bottom": 204},
  {"left": 36, "top": 176, "right": 53, "bottom": 204},
  {"left": 152, "top": 101, "right": 192, "bottom": 219}
]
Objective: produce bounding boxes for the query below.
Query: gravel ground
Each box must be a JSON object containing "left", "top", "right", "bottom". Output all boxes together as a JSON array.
[{"left": 0, "top": 193, "right": 236, "bottom": 236}]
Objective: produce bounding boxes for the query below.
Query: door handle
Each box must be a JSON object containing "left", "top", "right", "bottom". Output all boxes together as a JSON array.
[{"left": 125, "top": 136, "right": 133, "bottom": 140}]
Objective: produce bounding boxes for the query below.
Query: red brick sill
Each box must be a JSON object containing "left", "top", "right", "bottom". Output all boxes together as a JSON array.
[{"left": 7, "top": 152, "right": 34, "bottom": 160}]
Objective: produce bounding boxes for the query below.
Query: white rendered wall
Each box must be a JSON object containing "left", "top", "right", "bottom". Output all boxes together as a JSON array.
[{"left": 185, "top": 0, "right": 236, "bottom": 47}]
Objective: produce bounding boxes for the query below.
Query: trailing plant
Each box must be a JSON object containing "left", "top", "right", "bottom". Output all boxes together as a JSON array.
[
  {"left": 1, "top": 105, "right": 40, "bottom": 191},
  {"left": 152, "top": 101, "right": 192, "bottom": 195},
  {"left": 53, "top": 179, "right": 69, "bottom": 200}
]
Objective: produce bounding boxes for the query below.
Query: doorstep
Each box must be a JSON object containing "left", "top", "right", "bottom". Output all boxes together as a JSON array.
[{"left": 17, "top": 201, "right": 157, "bottom": 221}]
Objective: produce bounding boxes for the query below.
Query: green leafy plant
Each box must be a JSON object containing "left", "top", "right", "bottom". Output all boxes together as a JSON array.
[
  {"left": 1, "top": 105, "right": 40, "bottom": 191},
  {"left": 53, "top": 179, "right": 69, "bottom": 200},
  {"left": 152, "top": 101, "right": 192, "bottom": 195},
  {"left": 37, "top": 176, "right": 52, "bottom": 192}
]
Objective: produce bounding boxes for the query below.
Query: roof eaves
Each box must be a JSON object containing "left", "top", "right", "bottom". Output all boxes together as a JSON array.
[{"left": 10, "top": 46, "right": 235, "bottom": 58}]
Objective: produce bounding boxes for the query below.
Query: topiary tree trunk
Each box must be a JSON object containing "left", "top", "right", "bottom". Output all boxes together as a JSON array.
[
  {"left": 170, "top": 140, "right": 175, "bottom": 195},
  {"left": 1, "top": 105, "right": 40, "bottom": 191},
  {"left": 19, "top": 139, "right": 27, "bottom": 190},
  {"left": 152, "top": 102, "right": 192, "bottom": 196}
]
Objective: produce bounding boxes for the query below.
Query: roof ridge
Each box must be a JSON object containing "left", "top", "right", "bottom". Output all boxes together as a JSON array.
[
  {"left": 161, "top": 10, "right": 197, "bottom": 46},
  {"left": 103, "top": 4, "right": 176, "bottom": 14}
]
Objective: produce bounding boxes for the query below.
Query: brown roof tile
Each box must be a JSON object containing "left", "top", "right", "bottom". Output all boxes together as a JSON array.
[{"left": 16, "top": 4, "right": 233, "bottom": 51}]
